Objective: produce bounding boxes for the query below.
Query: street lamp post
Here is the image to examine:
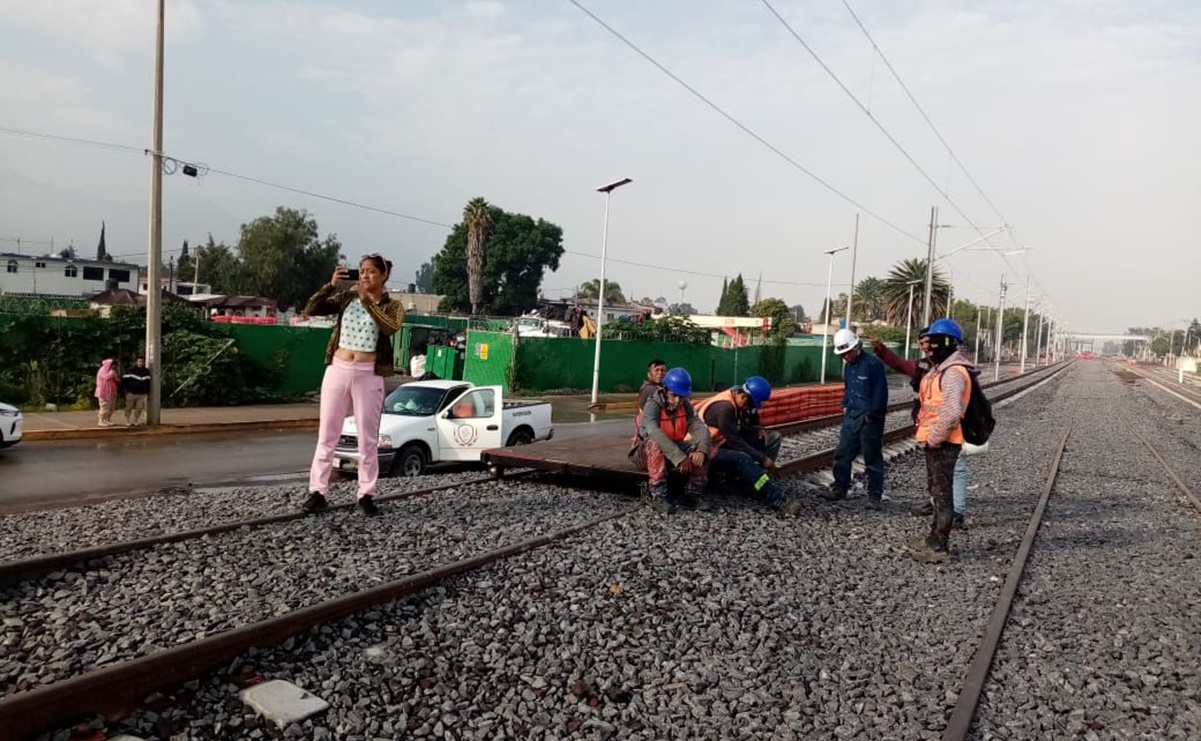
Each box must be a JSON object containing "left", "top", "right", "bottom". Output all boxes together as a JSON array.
[
  {"left": 921, "top": 206, "right": 939, "bottom": 328},
  {"left": 974, "top": 306, "right": 984, "bottom": 365},
  {"left": 1019, "top": 274, "right": 1032, "bottom": 374},
  {"left": 589, "top": 177, "right": 633, "bottom": 407},
  {"left": 819, "top": 246, "right": 849, "bottom": 384}
]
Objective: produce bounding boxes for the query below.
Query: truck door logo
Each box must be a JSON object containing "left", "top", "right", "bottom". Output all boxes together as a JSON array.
[{"left": 453, "top": 424, "right": 478, "bottom": 446}]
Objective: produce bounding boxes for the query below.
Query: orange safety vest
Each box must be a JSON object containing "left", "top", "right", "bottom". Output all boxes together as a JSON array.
[
  {"left": 916, "top": 364, "right": 971, "bottom": 445},
  {"left": 692, "top": 389, "right": 739, "bottom": 449},
  {"left": 633, "top": 397, "right": 691, "bottom": 443}
]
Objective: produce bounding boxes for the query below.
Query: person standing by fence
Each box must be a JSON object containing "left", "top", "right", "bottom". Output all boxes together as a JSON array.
[
  {"left": 94, "top": 358, "right": 119, "bottom": 427},
  {"left": 122, "top": 356, "right": 151, "bottom": 426},
  {"left": 301, "top": 254, "right": 404, "bottom": 518}
]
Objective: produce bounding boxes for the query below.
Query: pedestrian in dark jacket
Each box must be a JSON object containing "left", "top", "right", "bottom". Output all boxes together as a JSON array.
[
  {"left": 122, "top": 357, "right": 151, "bottom": 426},
  {"left": 822, "top": 328, "right": 889, "bottom": 508}
]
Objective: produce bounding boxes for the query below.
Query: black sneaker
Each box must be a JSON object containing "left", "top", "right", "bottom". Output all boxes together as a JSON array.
[
  {"left": 679, "top": 491, "right": 712, "bottom": 512},
  {"left": 358, "top": 496, "right": 381, "bottom": 517},
  {"left": 302, "top": 492, "right": 329, "bottom": 515},
  {"left": 952, "top": 512, "right": 967, "bottom": 529},
  {"left": 909, "top": 501, "right": 934, "bottom": 517},
  {"left": 865, "top": 498, "right": 884, "bottom": 511},
  {"left": 820, "top": 487, "right": 847, "bottom": 502}
]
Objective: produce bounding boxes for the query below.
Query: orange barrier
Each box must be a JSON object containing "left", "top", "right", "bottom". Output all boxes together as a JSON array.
[{"left": 704, "top": 384, "right": 845, "bottom": 427}]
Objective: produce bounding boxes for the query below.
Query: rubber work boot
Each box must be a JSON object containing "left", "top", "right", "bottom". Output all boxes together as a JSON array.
[
  {"left": 909, "top": 500, "right": 934, "bottom": 517},
  {"left": 679, "top": 488, "right": 712, "bottom": 512},
  {"left": 909, "top": 537, "right": 949, "bottom": 564},
  {"left": 647, "top": 484, "right": 673, "bottom": 514},
  {"left": 302, "top": 492, "right": 329, "bottom": 515},
  {"left": 820, "top": 485, "right": 847, "bottom": 502},
  {"left": 358, "top": 495, "right": 381, "bottom": 517}
]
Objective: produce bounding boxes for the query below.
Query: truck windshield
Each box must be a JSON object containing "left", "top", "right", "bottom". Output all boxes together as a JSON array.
[{"left": 384, "top": 386, "right": 448, "bottom": 416}]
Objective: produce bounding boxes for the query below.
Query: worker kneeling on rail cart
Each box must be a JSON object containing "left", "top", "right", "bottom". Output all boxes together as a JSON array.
[
  {"left": 630, "top": 367, "right": 712, "bottom": 514},
  {"left": 694, "top": 376, "right": 802, "bottom": 515}
]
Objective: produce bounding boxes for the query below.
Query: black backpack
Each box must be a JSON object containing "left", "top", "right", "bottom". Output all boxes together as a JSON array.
[{"left": 960, "top": 369, "right": 996, "bottom": 445}]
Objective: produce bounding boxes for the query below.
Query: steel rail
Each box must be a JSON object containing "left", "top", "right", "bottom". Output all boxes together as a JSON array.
[
  {"left": 0, "top": 472, "right": 528, "bottom": 588},
  {"left": 0, "top": 508, "right": 634, "bottom": 740},
  {"left": 0, "top": 361, "right": 1075, "bottom": 739},
  {"left": 1124, "top": 419, "right": 1201, "bottom": 516},
  {"left": 942, "top": 421, "right": 1074, "bottom": 741}
]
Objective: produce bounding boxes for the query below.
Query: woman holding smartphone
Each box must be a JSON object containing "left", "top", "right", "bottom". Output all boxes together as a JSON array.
[{"left": 301, "top": 254, "right": 404, "bottom": 517}]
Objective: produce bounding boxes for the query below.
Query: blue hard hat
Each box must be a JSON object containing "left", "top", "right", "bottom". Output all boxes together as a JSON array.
[
  {"left": 926, "top": 318, "right": 964, "bottom": 342},
  {"left": 662, "top": 367, "right": 693, "bottom": 398},
  {"left": 741, "top": 376, "right": 772, "bottom": 409}
]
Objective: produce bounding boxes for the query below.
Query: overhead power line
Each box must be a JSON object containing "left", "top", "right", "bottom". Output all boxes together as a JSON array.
[
  {"left": 564, "top": 0, "right": 926, "bottom": 245},
  {"left": 565, "top": 248, "right": 845, "bottom": 288}
]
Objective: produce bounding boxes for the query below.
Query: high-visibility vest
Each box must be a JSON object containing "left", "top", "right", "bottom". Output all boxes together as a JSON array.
[
  {"left": 692, "top": 389, "right": 739, "bottom": 449},
  {"left": 633, "top": 394, "right": 691, "bottom": 444},
  {"left": 916, "top": 364, "right": 971, "bottom": 445}
]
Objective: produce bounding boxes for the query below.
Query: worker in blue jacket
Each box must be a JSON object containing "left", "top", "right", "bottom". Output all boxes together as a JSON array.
[{"left": 822, "top": 328, "right": 890, "bottom": 509}]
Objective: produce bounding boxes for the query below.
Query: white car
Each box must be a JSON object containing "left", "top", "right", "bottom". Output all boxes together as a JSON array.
[
  {"left": 334, "top": 380, "right": 553, "bottom": 477},
  {"left": 0, "top": 402, "right": 23, "bottom": 449}
]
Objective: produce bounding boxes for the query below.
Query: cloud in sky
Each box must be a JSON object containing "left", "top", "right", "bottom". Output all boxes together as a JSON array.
[{"left": 0, "top": 0, "right": 1197, "bottom": 332}]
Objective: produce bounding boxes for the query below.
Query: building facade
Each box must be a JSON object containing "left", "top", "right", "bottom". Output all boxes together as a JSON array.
[{"left": 0, "top": 252, "right": 139, "bottom": 297}]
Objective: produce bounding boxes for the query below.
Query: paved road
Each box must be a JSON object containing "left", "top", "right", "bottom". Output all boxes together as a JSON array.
[
  {"left": 0, "top": 430, "right": 316, "bottom": 514},
  {"left": 0, "top": 419, "right": 635, "bottom": 514}
]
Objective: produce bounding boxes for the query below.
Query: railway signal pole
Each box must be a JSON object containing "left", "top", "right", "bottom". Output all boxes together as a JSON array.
[{"left": 145, "top": 0, "right": 165, "bottom": 425}]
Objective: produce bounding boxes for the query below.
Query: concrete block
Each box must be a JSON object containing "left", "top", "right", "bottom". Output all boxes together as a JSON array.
[{"left": 239, "top": 680, "right": 330, "bottom": 729}]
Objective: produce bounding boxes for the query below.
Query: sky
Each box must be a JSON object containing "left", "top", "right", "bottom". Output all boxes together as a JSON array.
[{"left": 0, "top": 0, "right": 1198, "bottom": 334}]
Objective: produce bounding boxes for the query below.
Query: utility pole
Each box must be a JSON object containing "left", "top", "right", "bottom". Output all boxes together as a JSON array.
[
  {"left": 921, "top": 206, "right": 938, "bottom": 327},
  {"left": 1019, "top": 274, "right": 1032, "bottom": 373},
  {"left": 844, "top": 213, "right": 859, "bottom": 327},
  {"left": 145, "top": 0, "right": 165, "bottom": 425},
  {"left": 974, "top": 308, "right": 983, "bottom": 365},
  {"left": 1034, "top": 311, "right": 1045, "bottom": 368},
  {"left": 993, "top": 275, "right": 1007, "bottom": 381},
  {"left": 168, "top": 256, "right": 175, "bottom": 294},
  {"left": 193, "top": 243, "right": 201, "bottom": 287}
]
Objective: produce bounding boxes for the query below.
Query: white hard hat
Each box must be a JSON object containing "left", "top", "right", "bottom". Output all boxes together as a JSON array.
[{"left": 833, "top": 328, "right": 860, "bottom": 355}]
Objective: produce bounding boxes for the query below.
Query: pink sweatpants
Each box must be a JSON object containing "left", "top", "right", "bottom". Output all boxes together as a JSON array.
[{"left": 309, "top": 358, "right": 385, "bottom": 499}]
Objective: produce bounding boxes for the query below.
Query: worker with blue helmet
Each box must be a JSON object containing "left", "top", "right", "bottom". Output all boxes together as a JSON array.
[
  {"left": 694, "top": 376, "right": 801, "bottom": 515},
  {"left": 630, "top": 367, "right": 712, "bottom": 514}
]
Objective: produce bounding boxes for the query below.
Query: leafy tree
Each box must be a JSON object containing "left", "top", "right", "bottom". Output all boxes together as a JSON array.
[
  {"left": 752, "top": 297, "right": 795, "bottom": 341},
  {"left": 463, "top": 197, "right": 492, "bottom": 314},
  {"left": 432, "top": 203, "right": 565, "bottom": 316},
  {"left": 234, "top": 207, "right": 341, "bottom": 311},
  {"left": 194, "top": 237, "right": 241, "bottom": 295},
  {"left": 576, "top": 279, "right": 624, "bottom": 304},
  {"left": 788, "top": 304, "right": 807, "bottom": 323},
  {"left": 669, "top": 302, "right": 697, "bottom": 316},
  {"left": 176, "top": 240, "right": 193, "bottom": 283},
  {"left": 721, "top": 274, "right": 750, "bottom": 317},
  {"left": 414, "top": 259, "right": 436, "bottom": 292},
  {"left": 602, "top": 315, "right": 710, "bottom": 344},
  {"left": 717, "top": 277, "right": 729, "bottom": 314},
  {"left": 852, "top": 277, "right": 884, "bottom": 322},
  {"left": 882, "top": 259, "right": 949, "bottom": 328}
]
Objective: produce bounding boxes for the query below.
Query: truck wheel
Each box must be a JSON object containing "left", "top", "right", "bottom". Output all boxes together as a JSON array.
[
  {"left": 392, "top": 444, "right": 427, "bottom": 478},
  {"left": 506, "top": 428, "right": 534, "bottom": 446}
]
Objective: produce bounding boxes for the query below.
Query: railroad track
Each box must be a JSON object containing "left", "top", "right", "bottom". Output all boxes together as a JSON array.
[
  {"left": 942, "top": 366, "right": 1201, "bottom": 741},
  {"left": 1116, "top": 362, "right": 1201, "bottom": 410},
  {"left": 0, "top": 362, "right": 1073, "bottom": 739}
]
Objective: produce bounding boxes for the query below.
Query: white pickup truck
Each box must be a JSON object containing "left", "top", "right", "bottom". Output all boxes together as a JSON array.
[{"left": 334, "top": 380, "right": 553, "bottom": 477}]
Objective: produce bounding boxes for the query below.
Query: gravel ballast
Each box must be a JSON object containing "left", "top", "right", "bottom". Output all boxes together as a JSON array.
[
  {"left": 0, "top": 469, "right": 491, "bottom": 563},
  {"left": 971, "top": 362, "right": 1201, "bottom": 740},
  {"left": 0, "top": 479, "right": 633, "bottom": 698},
  {"left": 103, "top": 365, "right": 1083, "bottom": 740}
]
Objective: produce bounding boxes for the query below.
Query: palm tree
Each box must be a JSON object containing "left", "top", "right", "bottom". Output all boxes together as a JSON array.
[
  {"left": 463, "top": 197, "right": 492, "bottom": 315},
  {"left": 852, "top": 276, "right": 885, "bottom": 322},
  {"left": 882, "top": 259, "right": 950, "bottom": 328},
  {"left": 576, "top": 278, "right": 625, "bottom": 304}
]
